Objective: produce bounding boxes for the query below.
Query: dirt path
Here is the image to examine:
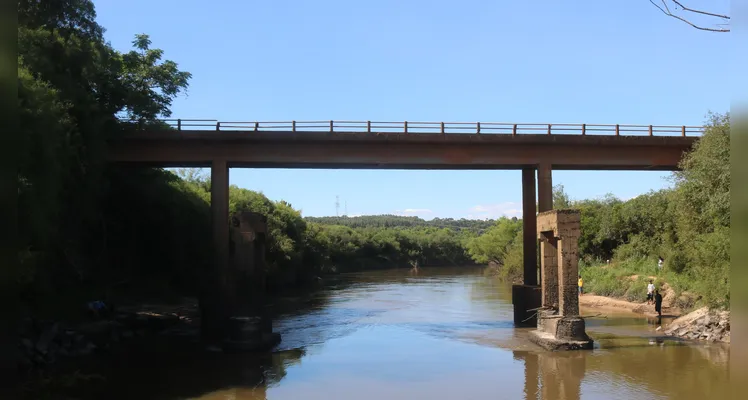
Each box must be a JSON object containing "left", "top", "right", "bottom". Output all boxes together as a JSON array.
[{"left": 579, "top": 289, "right": 681, "bottom": 318}]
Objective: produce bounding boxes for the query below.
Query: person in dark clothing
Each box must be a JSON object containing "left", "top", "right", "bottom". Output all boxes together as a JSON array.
[{"left": 654, "top": 290, "right": 663, "bottom": 317}]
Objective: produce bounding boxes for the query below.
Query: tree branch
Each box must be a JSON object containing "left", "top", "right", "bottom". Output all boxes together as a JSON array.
[
  {"left": 649, "top": 0, "right": 730, "bottom": 32},
  {"left": 671, "top": 0, "right": 730, "bottom": 20}
]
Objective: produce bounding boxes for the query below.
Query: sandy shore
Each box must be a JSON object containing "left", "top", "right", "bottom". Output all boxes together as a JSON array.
[{"left": 579, "top": 294, "right": 681, "bottom": 318}]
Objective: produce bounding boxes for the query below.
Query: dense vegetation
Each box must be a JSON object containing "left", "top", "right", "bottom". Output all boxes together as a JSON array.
[
  {"left": 305, "top": 215, "right": 496, "bottom": 232},
  {"left": 463, "top": 114, "right": 730, "bottom": 309},
  {"left": 18, "top": 0, "right": 729, "bottom": 327},
  {"left": 175, "top": 170, "right": 477, "bottom": 288}
]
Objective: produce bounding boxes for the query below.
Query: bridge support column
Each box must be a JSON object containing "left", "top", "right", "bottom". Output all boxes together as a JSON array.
[
  {"left": 212, "top": 159, "right": 230, "bottom": 292},
  {"left": 201, "top": 159, "right": 233, "bottom": 344},
  {"left": 537, "top": 163, "right": 553, "bottom": 213},
  {"left": 513, "top": 167, "right": 542, "bottom": 327},
  {"left": 522, "top": 168, "right": 538, "bottom": 286}
]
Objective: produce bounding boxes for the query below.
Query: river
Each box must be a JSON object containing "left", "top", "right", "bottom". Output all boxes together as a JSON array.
[{"left": 97, "top": 267, "right": 730, "bottom": 400}]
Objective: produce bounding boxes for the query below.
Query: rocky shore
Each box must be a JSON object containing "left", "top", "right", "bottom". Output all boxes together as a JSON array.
[
  {"left": 663, "top": 307, "right": 730, "bottom": 343},
  {"left": 18, "top": 303, "right": 199, "bottom": 373}
]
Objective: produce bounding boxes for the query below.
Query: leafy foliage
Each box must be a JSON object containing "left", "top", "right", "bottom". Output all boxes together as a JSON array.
[
  {"left": 18, "top": 0, "right": 194, "bottom": 307},
  {"left": 305, "top": 215, "right": 495, "bottom": 233}
]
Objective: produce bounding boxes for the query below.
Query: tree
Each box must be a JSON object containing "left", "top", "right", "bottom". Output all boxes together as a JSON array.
[
  {"left": 19, "top": 0, "right": 192, "bottom": 292},
  {"left": 649, "top": 1, "right": 730, "bottom": 32},
  {"left": 553, "top": 184, "right": 572, "bottom": 209},
  {"left": 671, "top": 113, "right": 730, "bottom": 307},
  {"left": 465, "top": 218, "right": 522, "bottom": 265}
]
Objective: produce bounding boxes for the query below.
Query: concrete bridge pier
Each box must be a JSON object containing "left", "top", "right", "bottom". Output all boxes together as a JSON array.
[
  {"left": 200, "top": 159, "right": 233, "bottom": 344},
  {"left": 201, "top": 161, "right": 281, "bottom": 351},
  {"left": 513, "top": 163, "right": 552, "bottom": 327},
  {"left": 529, "top": 209, "right": 593, "bottom": 350}
]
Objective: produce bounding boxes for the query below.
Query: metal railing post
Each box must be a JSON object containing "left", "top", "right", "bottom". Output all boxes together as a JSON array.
[
  {"left": 292, "top": 121, "right": 296, "bottom": 132},
  {"left": 581, "top": 124, "right": 586, "bottom": 135},
  {"left": 615, "top": 124, "right": 619, "bottom": 136},
  {"left": 329, "top": 120, "right": 334, "bottom": 132},
  {"left": 177, "top": 119, "right": 181, "bottom": 130},
  {"left": 367, "top": 121, "right": 371, "bottom": 133},
  {"left": 404, "top": 121, "right": 408, "bottom": 133},
  {"left": 547, "top": 124, "right": 552, "bottom": 135},
  {"left": 649, "top": 125, "right": 653, "bottom": 136},
  {"left": 441, "top": 122, "right": 445, "bottom": 135},
  {"left": 512, "top": 124, "right": 517, "bottom": 136},
  {"left": 216, "top": 122, "right": 221, "bottom": 131},
  {"left": 682, "top": 126, "right": 686, "bottom": 137},
  {"left": 477, "top": 122, "right": 481, "bottom": 134},
  {"left": 254, "top": 122, "right": 259, "bottom": 131}
]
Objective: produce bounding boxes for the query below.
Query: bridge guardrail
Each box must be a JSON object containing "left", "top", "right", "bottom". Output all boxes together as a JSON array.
[{"left": 122, "top": 119, "right": 705, "bottom": 137}]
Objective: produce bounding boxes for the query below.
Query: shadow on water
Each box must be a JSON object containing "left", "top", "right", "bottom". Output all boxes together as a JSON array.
[{"left": 46, "top": 267, "right": 730, "bottom": 400}]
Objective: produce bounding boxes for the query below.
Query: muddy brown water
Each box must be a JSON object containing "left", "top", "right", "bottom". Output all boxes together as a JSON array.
[{"left": 79, "top": 267, "right": 729, "bottom": 400}]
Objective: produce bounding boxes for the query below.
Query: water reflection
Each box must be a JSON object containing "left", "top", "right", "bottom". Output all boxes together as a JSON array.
[
  {"left": 514, "top": 350, "right": 587, "bottom": 400},
  {"left": 79, "top": 267, "right": 729, "bottom": 400}
]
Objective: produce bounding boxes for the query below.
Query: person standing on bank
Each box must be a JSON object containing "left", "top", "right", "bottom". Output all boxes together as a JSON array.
[
  {"left": 578, "top": 275, "right": 584, "bottom": 295},
  {"left": 647, "top": 280, "right": 655, "bottom": 305},
  {"left": 654, "top": 289, "right": 663, "bottom": 317}
]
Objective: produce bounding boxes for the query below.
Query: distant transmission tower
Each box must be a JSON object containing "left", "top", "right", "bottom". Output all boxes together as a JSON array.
[
  {"left": 335, "top": 195, "right": 340, "bottom": 217},
  {"left": 344, "top": 201, "right": 348, "bottom": 217}
]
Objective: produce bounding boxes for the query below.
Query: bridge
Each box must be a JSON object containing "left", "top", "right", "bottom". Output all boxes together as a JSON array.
[
  {"left": 107, "top": 119, "right": 702, "bottom": 339},
  {"left": 109, "top": 120, "right": 700, "bottom": 170}
]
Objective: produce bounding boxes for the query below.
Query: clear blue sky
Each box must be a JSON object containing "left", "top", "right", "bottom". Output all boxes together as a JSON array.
[{"left": 94, "top": 0, "right": 729, "bottom": 219}]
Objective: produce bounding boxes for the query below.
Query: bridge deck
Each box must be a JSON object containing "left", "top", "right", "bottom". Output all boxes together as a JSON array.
[
  {"left": 108, "top": 130, "right": 697, "bottom": 171},
  {"left": 107, "top": 120, "right": 701, "bottom": 170}
]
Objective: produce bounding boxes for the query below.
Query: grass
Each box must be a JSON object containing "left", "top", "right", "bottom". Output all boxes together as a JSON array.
[{"left": 580, "top": 258, "right": 669, "bottom": 303}]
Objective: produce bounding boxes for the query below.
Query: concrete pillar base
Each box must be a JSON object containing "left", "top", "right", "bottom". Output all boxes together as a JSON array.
[
  {"left": 530, "top": 310, "right": 593, "bottom": 351},
  {"left": 528, "top": 330, "right": 593, "bottom": 351},
  {"left": 512, "top": 284, "right": 542, "bottom": 327}
]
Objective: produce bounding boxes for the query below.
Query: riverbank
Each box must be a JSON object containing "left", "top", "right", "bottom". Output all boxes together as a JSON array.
[
  {"left": 579, "top": 292, "right": 681, "bottom": 318},
  {"left": 663, "top": 307, "right": 730, "bottom": 343},
  {"left": 579, "top": 279, "right": 681, "bottom": 317},
  {"left": 579, "top": 290, "right": 730, "bottom": 344}
]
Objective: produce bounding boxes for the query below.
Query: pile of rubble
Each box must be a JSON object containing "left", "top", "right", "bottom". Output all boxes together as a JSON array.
[
  {"left": 18, "top": 311, "right": 189, "bottom": 371},
  {"left": 664, "top": 307, "right": 730, "bottom": 343},
  {"left": 19, "top": 319, "right": 105, "bottom": 369}
]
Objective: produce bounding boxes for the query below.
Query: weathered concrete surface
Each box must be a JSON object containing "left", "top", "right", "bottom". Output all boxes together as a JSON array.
[
  {"left": 532, "top": 210, "right": 593, "bottom": 351},
  {"left": 230, "top": 211, "right": 268, "bottom": 278},
  {"left": 521, "top": 168, "right": 538, "bottom": 286},
  {"left": 224, "top": 212, "right": 279, "bottom": 351},
  {"left": 512, "top": 285, "right": 542, "bottom": 327},
  {"left": 537, "top": 311, "right": 591, "bottom": 341},
  {"left": 539, "top": 234, "right": 559, "bottom": 309},
  {"left": 107, "top": 132, "right": 695, "bottom": 171},
  {"left": 529, "top": 330, "right": 594, "bottom": 351}
]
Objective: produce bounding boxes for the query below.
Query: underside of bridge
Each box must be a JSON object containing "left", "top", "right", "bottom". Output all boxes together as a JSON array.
[
  {"left": 207, "top": 160, "right": 548, "bottom": 328},
  {"left": 106, "top": 130, "right": 696, "bottom": 344}
]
